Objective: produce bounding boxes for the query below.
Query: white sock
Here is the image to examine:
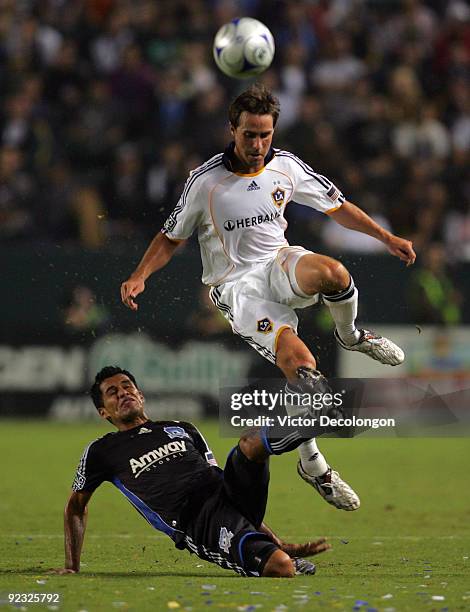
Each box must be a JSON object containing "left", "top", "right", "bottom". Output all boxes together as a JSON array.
[
  {"left": 322, "top": 277, "right": 360, "bottom": 346},
  {"left": 298, "top": 439, "right": 328, "bottom": 477},
  {"left": 284, "top": 386, "right": 328, "bottom": 478}
]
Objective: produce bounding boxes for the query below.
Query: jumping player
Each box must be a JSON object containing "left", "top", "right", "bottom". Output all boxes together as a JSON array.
[
  {"left": 55, "top": 366, "right": 331, "bottom": 577},
  {"left": 121, "top": 84, "right": 416, "bottom": 512}
]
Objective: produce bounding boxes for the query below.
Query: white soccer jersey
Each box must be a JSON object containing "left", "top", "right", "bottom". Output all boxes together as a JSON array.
[{"left": 162, "top": 147, "right": 345, "bottom": 286}]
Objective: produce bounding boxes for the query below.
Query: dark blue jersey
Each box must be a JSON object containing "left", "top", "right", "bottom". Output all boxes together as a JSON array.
[{"left": 72, "top": 420, "right": 222, "bottom": 538}]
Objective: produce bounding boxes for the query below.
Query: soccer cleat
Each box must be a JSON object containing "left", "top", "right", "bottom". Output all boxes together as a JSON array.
[
  {"left": 297, "top": 462, "right": 360, "bottom": 511},
  {"left": 293, "top": 557, "right": 316, "bottom": 575},
  {"left": 334, "top": 328, "right": 405, "bottom": 366},
  {"left": 295, "top": 366, "right": 331, "bottom": 395}
]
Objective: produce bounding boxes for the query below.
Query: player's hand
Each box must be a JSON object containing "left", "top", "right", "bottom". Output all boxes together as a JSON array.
[
  {"left": 48, "top": 568, "right": 78, "bottom": 574},
  {"left": 121, "top": 276, "right": 146, "bottom": 311},
  {"left": 280, "top": 537, "right": 331, "bottom": 558},
  {"left": 385, "top": 235, "right": 416, "bottom": 266}
]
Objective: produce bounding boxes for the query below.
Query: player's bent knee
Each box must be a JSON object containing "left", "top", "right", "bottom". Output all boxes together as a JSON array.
[
  {"left": 262, "top": 550, "right": 295, "bottom": 578},
  {"left": 238, "top": 435, "right": 268, "bottom": 463},
  {"left": 321, "top": 258, "right": 350, "bottom": 291}
]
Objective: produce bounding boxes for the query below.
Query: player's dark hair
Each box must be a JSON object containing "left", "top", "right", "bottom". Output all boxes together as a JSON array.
[
  {"left": 90, "top": 365, "right": 139, "bottom": 409},
  {"left": 229, "top": 83, "right": 280, "bottom": 128}
]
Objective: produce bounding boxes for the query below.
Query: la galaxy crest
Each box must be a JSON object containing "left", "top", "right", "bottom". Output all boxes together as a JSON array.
[
  {"left": 271, "top": 186, "right": 285, "bottom": 208},
  {"left": 257, "top": 317, "right": 273, "bottom": 334}
]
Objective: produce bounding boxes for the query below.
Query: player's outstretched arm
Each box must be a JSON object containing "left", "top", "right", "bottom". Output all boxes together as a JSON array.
[
  {"left": 52, "top": 490, "right": 93, "bottom": 574},
  {"left": 329, "top": 201, "right": 416, "bottom": 266},
  {"left": 121, "top": 232, "right": 186, "bottom": 311},
  {"left": 259, "top": 522, "right": 331, "bottom": 557}
]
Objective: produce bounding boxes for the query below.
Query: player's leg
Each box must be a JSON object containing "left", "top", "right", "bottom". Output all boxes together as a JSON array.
[
  {"left": 293, "top": 253, "right": 359, "bottom": 344},
  {"left": 236, "top": 418, "right": 358, "bottom": 512},
  {"left": 211, "top": 266, "right": 359, "bottom": 511},
  {"left": 223, "top": 440, "right": 270, "bottom": 528},
  {"left": 274, "top": 328, "right": 328, "bottom": 474},
  {"left": 292, "top": 253, "right": 404, "bottom": 365},
  {"left": 262, "top": 549, "right": 295, "bottom": 577},
  {"left": 275, "top": 328, "right": 360, "bottom": 511}
]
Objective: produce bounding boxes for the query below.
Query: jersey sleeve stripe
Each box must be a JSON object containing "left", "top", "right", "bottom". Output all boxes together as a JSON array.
[{"left": 276, "top": 151, "right": 342, "bottom": 194}]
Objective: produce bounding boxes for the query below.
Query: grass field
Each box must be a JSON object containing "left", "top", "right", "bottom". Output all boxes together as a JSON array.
[{"left": 1, "top": 420, "right": 469, "bottom": 611}]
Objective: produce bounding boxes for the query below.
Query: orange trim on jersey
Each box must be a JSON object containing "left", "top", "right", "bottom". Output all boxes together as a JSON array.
[
  {"left": 324, "top": 204, "right": 342, "bottom": 215},
  {"left": 161, "top": 231, "right": 185, "bottom": 244},
  {"left": 234, "top": 167, "right": 266, "bottom": 177},
  {"left": 274, "top": 325, "right": 294, "bottom": 355}
]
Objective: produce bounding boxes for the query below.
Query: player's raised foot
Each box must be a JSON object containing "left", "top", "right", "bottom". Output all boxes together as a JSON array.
[
  {"left": 293, "top": 557, "right": 316, "bottom": 575},
  {"left": 334, "top": 328, "right": 405, "bottom": 366},
  {"left": 297, "top": 462, "right": 360, "bottom": 511}
]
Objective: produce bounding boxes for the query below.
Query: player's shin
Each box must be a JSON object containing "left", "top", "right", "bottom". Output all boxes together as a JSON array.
[
  {"left": 284, "top": 368, "right": 329, "bottom": 476},
  {"left": 262, "top": 367, "right": 336, "bottom": 457},
  {"left": 322, "top": 276, "right": 360, "bottom": 346}
]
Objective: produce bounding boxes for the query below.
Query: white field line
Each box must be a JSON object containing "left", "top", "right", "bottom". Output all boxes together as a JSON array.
[{"left": 0, "top": 534, "right": 467, "bottom": 540}]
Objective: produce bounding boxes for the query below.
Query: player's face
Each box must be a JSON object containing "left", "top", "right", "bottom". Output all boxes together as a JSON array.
[
  {"left": 98, "top": 374, "right": 145, "bottom": 427},
  {"left": 231, "top": 112, "right": 274, "bottom": 173}
]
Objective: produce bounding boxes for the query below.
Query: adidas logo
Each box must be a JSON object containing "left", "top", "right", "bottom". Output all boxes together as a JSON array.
[
  {"left": 247, "top": 180, "right": 260, "bottom": 191},
  {"left": 138, "top": 427, "right": 152, "bottom": 434}
]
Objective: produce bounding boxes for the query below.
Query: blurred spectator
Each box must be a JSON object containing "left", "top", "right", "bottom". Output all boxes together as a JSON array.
[
  {"left": 62, "top": 285, "right": 111, "bottom": 335},
  {"left": 280, "top": 42, "right": 309, "bottom": 97},
  {"left": 181, "top": 41, "right": 217, "bottom": 95},
  {"left": 312, "top": 31, "right": 366, "bottom": 92},
  {"left": 91, "top": 7, "right": 134, "bottom": 75},
  {"left": 392, "top": 102, "right": 451, "bottom": 160},
  {"left": 0, "top": 145, "right": 34, "bottom": 239},
  {"left": 154, "top": 66, "right": 189, "bottom": 141},
  {"left": 408, "top": 243, "right": 462, "bottom": 325},
  {"left": 147, "top": 141, "right": 188, "bottom": 228},
  {"left": 109, "top": 44, "right": 156, "bottom": 137},
  {"left": 184, "top": 84, "right": 228, "bottom": 158},
  {"left": 65, "top": 79, "right": 123, "bottom": 174},
  {"left": 104, "top": 144, "right": 147, "bottom": 236},
  {"left": 275, "top": 2, "right": 317, "bottom": 65},
  {"left": 346, "top": 94, "right": 393, "bottom": 160},
  {"left": 72, "top": 186, "right": 107, "bottom": 249}
]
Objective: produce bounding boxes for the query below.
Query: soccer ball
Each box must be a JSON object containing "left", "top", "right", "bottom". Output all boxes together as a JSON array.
[{"left": 213, "top": 17, "right": 275, "bottom": 79}]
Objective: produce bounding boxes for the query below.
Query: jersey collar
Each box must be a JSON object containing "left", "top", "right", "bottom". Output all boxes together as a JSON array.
[{"left": 222, "top": 141, "right": 275, "bottom": 173}]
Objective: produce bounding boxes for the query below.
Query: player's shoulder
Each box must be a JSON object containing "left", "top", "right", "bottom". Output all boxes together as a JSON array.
[
  {"left": 82, "top": 431, "right": 115, "bottom": 453},
  {"left": 180, "top": 153, "right": 226, "bottom": 200},
  {"left": 188, "top": 153, "right": 226, "bottom": 182},
  {"left": 272, "top": 148, "right": 315, "bottom": 172}
]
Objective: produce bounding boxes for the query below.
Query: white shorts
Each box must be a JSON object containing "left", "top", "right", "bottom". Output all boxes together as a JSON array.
[{"left": 209, "top": 246, "right": 319, "bottom": 364}]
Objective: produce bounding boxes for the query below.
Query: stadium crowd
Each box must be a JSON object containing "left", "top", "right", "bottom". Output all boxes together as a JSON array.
[{"left": 0, "top": 0, "right": 469, "bottom": 263}]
